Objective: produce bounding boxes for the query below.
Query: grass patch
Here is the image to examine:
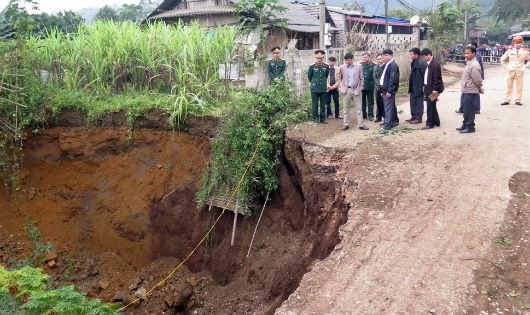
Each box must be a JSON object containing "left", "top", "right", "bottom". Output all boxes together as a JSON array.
[
  {"left": 493, "top": 236, "right": 513, "bottom": 246},
  {"left": 372, "top": 125, "right": 416, "bottom": 136}
]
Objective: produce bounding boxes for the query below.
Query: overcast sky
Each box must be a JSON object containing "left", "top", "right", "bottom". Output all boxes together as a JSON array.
[{"left": 0, "top": 0, "right": 148, "bottom": 13}]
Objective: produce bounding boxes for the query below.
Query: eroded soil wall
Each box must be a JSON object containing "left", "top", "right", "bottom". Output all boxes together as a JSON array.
[{"left": 0, "top": 117, "right": 349, "bottom": 314}]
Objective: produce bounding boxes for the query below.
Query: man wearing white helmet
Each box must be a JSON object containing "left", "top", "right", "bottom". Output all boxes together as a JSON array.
[{"left": 500, "top": 35, "right": 529, "bottom": 106}]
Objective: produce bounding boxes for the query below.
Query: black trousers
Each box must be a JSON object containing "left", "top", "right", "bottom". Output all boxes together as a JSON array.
[
  {"left": 382, "top": 93, "right": 399, "bottom": 130},
  {"left": 375, "top": 88, "right": 385, "bottom": 120},
  {"left": 462, "top": 93, "right": 479, "bottom": 130},
  {"left": 361, "top": 89, "right": 374, "bottom": 118},
  {"left": 425, "top": 98, "right": 440, "bottom": 127},
  {"left": 459, "top": 93, "right": 480, "bottom": 112},
  {"left": 410, "top": 93, "right": 424, "bottom": 121},
  {"left": 326, "top": 89, "right": 340, "bottom": 117}
]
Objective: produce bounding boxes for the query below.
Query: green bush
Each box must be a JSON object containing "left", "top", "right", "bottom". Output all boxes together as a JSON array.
[
  {"left": 197, "top": 81, "right": 309, "bottom": 214},
  {"left": 0, "top": 265, "right": 120, "bottom": 315}
]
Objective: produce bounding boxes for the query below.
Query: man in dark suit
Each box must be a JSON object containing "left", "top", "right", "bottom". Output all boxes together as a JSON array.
[
  {"left": 420, "top": 48, "right": 444, "bottom": 129},
  {"left": 379, "top": 49, "right": 400, "bottom": 130},
  {"left": 373, "top": 53, "right": 385, "bottom": 122},
  {"left": 407, "top": 47, "right": 427, "bottom": 124}
]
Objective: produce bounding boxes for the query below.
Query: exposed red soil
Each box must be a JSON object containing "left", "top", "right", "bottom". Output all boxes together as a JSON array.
[{"left": 0, "top": 118, "right": 348, "bottom": 314}]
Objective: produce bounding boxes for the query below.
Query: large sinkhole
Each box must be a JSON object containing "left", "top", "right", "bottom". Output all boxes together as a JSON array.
[{"left": 0, "top": 118, "right": 348, "bottom": 315}]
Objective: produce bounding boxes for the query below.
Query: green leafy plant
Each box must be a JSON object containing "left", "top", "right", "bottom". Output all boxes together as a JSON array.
[
  {"left": 493, "top": 236, "right": 513, "bottom": 246},
  {"left": 425, "top": 2, "right": 464, "bottom": 59},
  {"left": 234, "top": 0, "right": 288, "bottom": 40},
  {"left": 0, "top": 265, "right": 120, "bottom": 315},
  {"left": 197, "top": 81, "right": 309, "bottom": 214},
  {"left": 24, "top": 219, "right": 53, "bottom": 263},
  {"left": 374, "top": 125, "right": 416, "bottom": 136}
]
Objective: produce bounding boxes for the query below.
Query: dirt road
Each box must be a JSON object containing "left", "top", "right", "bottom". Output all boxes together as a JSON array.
[{"left": 278, "top": 64, "right": 530, "bottom": 314}]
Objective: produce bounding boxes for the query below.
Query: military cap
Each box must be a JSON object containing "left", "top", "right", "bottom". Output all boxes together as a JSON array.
[
  {"left": 271, "top": 47, "right": 281, "bottom": 53},
  {"left": 315, "top": 50, "right": 325, "bottom": 58},
  {"left": 512, "top": 35, "right": 523, "bottom": 44}
]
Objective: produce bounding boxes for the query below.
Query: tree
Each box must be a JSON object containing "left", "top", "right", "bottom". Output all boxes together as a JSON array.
[
  {"left": 485, "top": 22, "right": 512, "bottom": 44},
  {"left": 117, "top": 4, "right": 145, "bottom": 23},
  {"left": 461, "top": 0, "right": 481, "bottom": 27},
  {"left": 3, "top": 0, "right": 39, "bottom": 37},
  {"left": 425, "top": 2, "right": 464, "bottom": 58},
  {"left": 461, "top": 0, "right": 481, "bottom": 41},
  {"left": 343, "top": 0, "right": 362, "bottom": 12},
  {"left": 489, "top": 0, "right": 530, "bottom": 26},
  {"left": 33, "top": 11, "right": 84, "bottom": 34},
  {"left": 387, "top": 8, "right": 414, "bottom": 19},
  {"left": 94, "top": 5, "right": 119, "bottom": 22},
  {"left": 234, "top": 0, "right": 288, "bottom": 38}
]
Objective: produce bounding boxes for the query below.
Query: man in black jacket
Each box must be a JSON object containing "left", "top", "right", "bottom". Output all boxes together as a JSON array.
[
  {"left": 420, "top": 48, "right": 444, "bottom": 129},
  {"left": 407, "top": 48, "right": 427, "bottom": 124},
  {"left": 373, "top": 53, "right": 385, "bottom": 122},
  {"left": 379, "top": 49, "right": 400, "bottom": 130}
]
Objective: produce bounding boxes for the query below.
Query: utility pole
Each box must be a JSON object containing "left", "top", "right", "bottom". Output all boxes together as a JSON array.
[
  {"left": 464, "top": 9, "right": 468, "bottom": 43},
  {"left": 385, "top": 0, "right": 389, "bottom": 48},
  {"left": 319, "top": 0, "right": 325, "bottom": 49}
]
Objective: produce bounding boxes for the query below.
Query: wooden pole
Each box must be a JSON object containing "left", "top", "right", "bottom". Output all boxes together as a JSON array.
[
  {"left": 385, "top": 0, "right": 389, "bottom": 48},
  {"left": 319, "top": 0, "right": 326, "bottom": 49},
  {"left": 230, "top": 199, "right": 239, "bottom": 246}
]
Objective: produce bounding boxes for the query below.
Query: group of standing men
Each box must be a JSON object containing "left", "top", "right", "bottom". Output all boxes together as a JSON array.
[
  {"left": 304, "top": 47, "right": 445, "bottom": 132},
  {"left": 304, "top": 48, "right": 402, "bottom": 131},
  {"left": 268, "top": 37, "right": 528, "bottom": 134}
]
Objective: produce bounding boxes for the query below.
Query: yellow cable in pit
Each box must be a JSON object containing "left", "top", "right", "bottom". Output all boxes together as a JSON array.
[{"left": 120, "top": 125, "right": 272, "bottom": 312}]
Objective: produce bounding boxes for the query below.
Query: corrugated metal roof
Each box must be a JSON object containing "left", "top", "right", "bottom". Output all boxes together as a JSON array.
[{"left": 150, "top": 6, "right": 235, "bottom": 19}]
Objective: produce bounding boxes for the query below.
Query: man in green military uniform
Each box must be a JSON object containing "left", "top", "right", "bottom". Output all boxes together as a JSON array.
[
  {"left": 361, "top": 52, "right": 376, "bottom": 121},
  {"left": 308, "top": 50, "right": 330, "bottom": 123},
  {"left": 268, "top": 47, "right": 286, "bottom": 83}
]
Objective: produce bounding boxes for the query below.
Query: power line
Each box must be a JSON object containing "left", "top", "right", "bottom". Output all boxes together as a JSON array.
[{"left": 391, "top": 0, "right": 420, "bottom": 12}]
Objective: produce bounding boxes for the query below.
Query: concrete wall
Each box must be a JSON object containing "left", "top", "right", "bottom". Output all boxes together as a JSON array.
[{"left": 192, "top": 14, "right": 236, "bottom": 27}]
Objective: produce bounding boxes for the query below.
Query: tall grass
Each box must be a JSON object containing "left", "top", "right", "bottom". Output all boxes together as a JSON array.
[{"left": 23, "top": 20, "right": 235, "bottom": 124}]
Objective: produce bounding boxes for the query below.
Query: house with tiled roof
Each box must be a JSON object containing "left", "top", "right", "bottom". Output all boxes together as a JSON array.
[{"left": 144, "top": 0, "right": 340, "bottom": 50}]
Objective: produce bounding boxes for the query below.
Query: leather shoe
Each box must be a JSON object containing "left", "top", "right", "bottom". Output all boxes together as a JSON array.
[
  {"left": 455, "top": 109, "right": 463, "bottom": 113},
  {"left": 459, "top": 128, "right": 475, "bottom": 133},
  {"left": 515, "top": 102, "right": 523, "bottom": 106},
  {"left": 336, "top": 115, "right": 343, "bottom": 119},
  {"left": 374, "top": 118, "right": 382, "bottom": 122},
  {"left": 359, "top": 125, "right": 369, "bottom": 130},
  {"left": 341, "top": 125, "right": 349, "bottom": 130},
  {"left": 321, "top": 120, "right": 328, "bottom": 124},
  {"left": 475, "top": 111, "right": 480, "bottom": 114},
  {"left": 405, "top": 118, "right": 413, "bottom": 122},
  {"left": 421, "top": 125, "right": 433, "bottom": 130},
  {"left": 456, "top": 125, "right": 465, "bottom": 131},
  {"left": 368, "top": 116, "right": 374, "bottom": 121},
  {"left": 500, "top": 101, "right": 509, "bottom": 105},
  {"left": 409, "top": 119, "right": 422, "bottom": 124}
]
